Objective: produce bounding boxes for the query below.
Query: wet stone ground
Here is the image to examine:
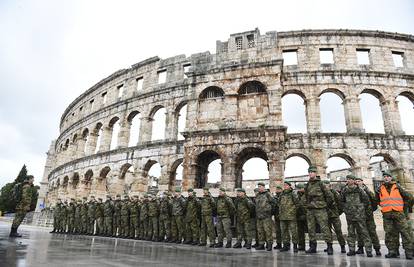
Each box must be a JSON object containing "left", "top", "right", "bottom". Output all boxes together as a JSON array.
[{"left": 0, "top": 222, "right": 412, "bottom": 267}]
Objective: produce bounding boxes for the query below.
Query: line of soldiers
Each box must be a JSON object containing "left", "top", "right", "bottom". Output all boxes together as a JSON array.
[{"left": 50, "top": 167, "right": 414, "bottom": 260}]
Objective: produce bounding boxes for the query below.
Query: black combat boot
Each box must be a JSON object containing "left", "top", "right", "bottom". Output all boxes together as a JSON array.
[
  {"left": 225, "top": 241, "right": 232, "bottom": 248},
  {"left": 298, "top": 244, "right": 306, "bottom": 251},
  {"left": 252, "top": 242, "right": 258, "bottom": 248},
  {"left": 198, "top": 242, "right": 207, "bottom": 246},
  {"left": 340, "top": 245, "right": 346, "bottom": 253},
  {"left": 191, "top": 241, "right": 199, "bottom": 246},
  {"left": 305, "top": 241, "right": 317, "bottom": 254},
  {"left": 9, "top": 227, "right": 22, "bottom": 238},
  {"left": 273, "top": 242, "right": 282, "bottom": 249},
  {"left": 280, "top": 244, "right": 290, "bottom": 252},
  {"left": 375, "top": 248, "right": 382, "bottom": 256},
  {"left": 214, "top": 242, "right": 223, "bottom": 248},
  {"left": 356, "top": 246, "right": 364, "bottom": 254},
  {"left": 405, "top": 250, "right": 413, "bottom": 260},
  {"left": 266, "top": 242, "right": 273, "bottom": 251},
  {"left": 385, "top": 251, "right": 398, "bottom": 258},
  {"left": 326, "top": 243, "right": 333, "bottom": 255},
  {"left": 347, "top": 248, "right": 356, "bottom": 256},
  {"left": 50, "top": 229, "right": 56, "bottom": 233},
  {"left": 184, "top": 240, "right": 192, "bottom": 245},
  {"left": 245, "top": 242, "right": 251, "bottom": 249},
  {"left": 255, "top": 244, "right": 265, "bottom": 250},
  {"left": 209, "top": 243, "right": 216, "bottom": 248},
  {"left": 293, "top": 244, "right": 298, "bottom": 253},
  {"left": 232, "top": 242, "right": 242, "bottom": 249},
  {"left": 366, "top": 250, "right": 373, "bottom": 257}
]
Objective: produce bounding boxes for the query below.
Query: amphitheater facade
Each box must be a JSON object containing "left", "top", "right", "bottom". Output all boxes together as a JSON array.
[{"left": 36, "top": 28, "right": 414, "bottom": 209}]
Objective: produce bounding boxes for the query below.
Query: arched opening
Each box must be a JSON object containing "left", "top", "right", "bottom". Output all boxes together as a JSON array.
[
  {"left": 72, "top": 134, "right": 78, "bottom": 144},
  {"left": 326, "top": 155, "right": 353, "bottom": 181},
  {"left": 151, "top": 107, "right": 166, "bottom": 141},
  {"left": 84, "top": 169, "right": 94, "bottom": 183},
  {"left": 99, "top": 166, "right": 111, "bottom": 179},
  {"left": 282, "top": 91, "right": 307, "bottom": 133},
  {"left": 396, "top": 93, "right": 414, "bottom": 134},
  {"left": 94, "top": 123, "right": 103, "bottom": 154},
  {"left": 195, "top": 150, "right": 222, "bottom": 188},
  {"left": 359, "top": 90, "right": 385, "bottom": 133},
  {"left": 72, "top": 173, "right": 80, "bottom": 189},
  {"left": 56, "top": 178, "right": 60, "bottom": 189},
  {"left": 144, "top": 161, "right": 161, "bottom": 189},
  {"left": 369, "top": 154, "right": 397, "bottom": 187},
  {"left": 82, "top": 128, "right": 89, "bottom": 154},
  {"left": 128, "top": 111, "right": 141, "bottom": 147},
  {"left": 169, "top": 159, "right": 183, "bottom": 189},
  {"left": 320, "top": 91, "right": 346, "bottom": 132},
  {"left": 109, "top": 117, "right": 120, "bottom": 150},
  {"left": 199, "top": 86, "right": 224, "bottom": 99},
  {"left": 63, "top": 176, "right": 69, "bottom": 189},
  {"left": 235, "top": 147, "right": 269, "bottom": 189},
  {"left": 238, "top": 80, "right": 266, "bottom": 95},
  {"left": 284, "top": 155, "right": 311, "bottom": 180},
  {"left": 119, "top": 163, "right": 133, "bottom": 180},
  {"left": 64, "top": 139, "right": 70, "bottom": 151},
  {"left": 176, "top": 104, "right": 187, "bottom": 140}
]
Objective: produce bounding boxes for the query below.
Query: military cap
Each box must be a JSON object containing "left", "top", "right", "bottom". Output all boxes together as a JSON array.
[
  {"left": 284, "top": 181, "right": 292, "bottom": 186},
  {"left": 175, "top": 187, "right": 181, "bottom": 192},
  {"left": 98, "top": 197, "right": 103, "bottom": 201},
  {"left": 77, "top": 199, "right": 82, "bottom": 202},
  {"left": 257, "top": 182, "right": 266, "bottom": 187},
  {"left": 187, "top": 188, "right": 194, "bottom": 192},
  {"left": 346, "top": 174, "right": 356, "bottom": 180},
  {"left": 124, "top": 195, "right": 129, "bottom": 198},
  {"left": 82, "top": 196, "right": 87, "bottom": 200},
  {"left": 143, "top": 193, "right": 148, "bottom": 198},
  {"left": 236, "top": 188, "right": 246, "bottom": 193},
  {"left": 275, "top": 185, "right": 283, "bottom": 190},
  {"left": 70, "top": 198, "right": 75, "bottom": 201},
  {"left": 296, "top": 183, "right": 305, "bottom": 189},
  {"left": 219, "top": 187, "right": 226, "bottom": 192},
  {"left": 382, "top": 171, "right": 392, "bottom": 177},
  {"left": 322, "top": 180, "right": 330, "bottom": 184},
  {"left": 308, "top": 166, "right": 317, "bottom": 173},
  {"left": 90, "top": 195, "right": 95, "bottom": 198},
  {"left": 203, "top": 187, "right": 210, "bottom": 191},
  {"left": 355, "top": 177, "right": 363, "bottom": 181}
]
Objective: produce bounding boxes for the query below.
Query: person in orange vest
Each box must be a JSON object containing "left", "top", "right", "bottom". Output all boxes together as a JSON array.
[{"left": 375, "top": 171, "right": 414, "bottom": 259}]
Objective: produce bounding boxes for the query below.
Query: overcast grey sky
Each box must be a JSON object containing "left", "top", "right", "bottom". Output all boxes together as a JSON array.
[{"left": 0, "top": 0, "right": 413, "bottom": 187}]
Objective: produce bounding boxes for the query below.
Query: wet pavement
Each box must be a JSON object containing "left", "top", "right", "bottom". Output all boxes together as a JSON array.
[{"left": 0, "top": 222, "right": 412, "bottom": 267}]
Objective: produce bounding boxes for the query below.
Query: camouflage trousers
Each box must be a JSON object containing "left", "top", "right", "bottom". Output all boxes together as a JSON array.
[
  {"left": 139, "top": 219, "right": 148, "bottom": 238},
  {"left": 257, "top": 217, "right": 273, "bottom": 246},
  {"left": 67, "top": 217, "right": 75, "bottom": 233},
  {"left": 148, "top": 216, "right": 159, "bottom": 240},
  {"left": 159, "top": 217, "right": 171, "bottom": 240},
  {"left": 171, "top": 215, "right": 184, "bottom": 241},
  {"left": 217, "top": 217, "right": 232, "bottom": 243},
  {"left": 306, "top": 208, "right": 332, "bottom": 243},
  {"left": 274, "top": 218, "right": 282, "bottom": 244},
  {"left": 328, "top": 216, "right": 346, "bottom": 246},
  {"left": 95, "top": 217, "right": 104, "bottom": 235},
  {"left": 185, "top": 218, "right": 200, "bottom": 242},
  {"left": 358, "top": 215, "right": 380, "bottom": 250},
  {"left": 346, "top": 218, "right": 372, "bottom": 252},
  {"left": 113, "top": 215, "right": 121, "bottom": 236},
  {"left": 87, "top": 218, "right": 95, "bottom": 234},
  {"left": 120, "top": 215, "right": 130, "bottom": 237},
  {"left": 59, "top": 218, "right": 67, "bottom": 232},
  {"left": 74, "top": 217, "right": 81, "bottom": 233},
  {"left": 129, "top": 215, "right": 139, "bottom": 238},
  {"left": 81, "top": 216, "right": 88, "bottom": 233},
  {"left": 297, "top": 219, "right": 307, "bottom": 249},
  {"left": 104, "top": 216, "right": 113, "bottom": 236},
  {"left": 236, "top": 218, "right": 252, "bottom": 244},
  {"left": 200, "top": 215, "right": 216, "bottom": 244},
  {"left": 280, "top": 220, "right": 298, "bottom": 245},
  {"left": 383, "top": 211, "right": 413, "bottom": 253},
  {"left": 12, "top": 210, "right": 27, "bottom": 229},
  {"left": 52, "top": 215, "right": 59, "bottom": 230}
]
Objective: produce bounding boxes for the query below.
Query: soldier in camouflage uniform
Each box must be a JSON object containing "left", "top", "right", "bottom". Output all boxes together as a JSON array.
[
  {"left": 184, "top": 188, "right": 200, "bottom": 245},
  {"left": 159, "top": 192, "right": 172, "bottom": 242},
  {"left": 74, "top": 199, "right": 82, "bottom": 234},
  {"left": 103, "top": 195, "right": 114, "bottom": 237},
  {"left": 323, "top": 180, "right": 346, "bottom": 253},
  {"left": 87, "top": 196, "right": 97, "bottom": 235},
  {"left": 129, "top": 195, "right": 140, "bottom": 239},
  {"left": 341, "top": 174, "right": 373, "bottom": 257},
  {"left": 112, "top": 194, "right": 122, "bottom": 237},
  {"left": 80, "top": 196, "right": 89, "bottom": 234},
  {"left": 251, "top": 188, "right": 259, "bottom": 248},
  {"left": 171, "top": 188, "right": 186, "bottom": 243},
  {"left": 273, "top": 185, "right": 283, "bottom": 249},
  {"left": 255, "top": 182, "right": 275, "bottom": 251},
  {"left": 200, "top": 187, "right": 217, "bottom": 247},
  {"left": 50, "top": 198, "right": 62, "bottom": 233},
  {"left": 215, "top": 188, "right": 235, "bottom": 248},
  {"left": 296, "top": 183, "right": 307, "bottom": 251},
  {"left": 139, "top": 195, "right": 149, "bottom": 240},
  {"left": 355, "top": 178, "right": 382, "bottom": 256},
  {"left": 233, "top": 188, "right": 254, "bottom": 249},
  {"left": 67, "top": 198, "right": 76, "bottom": 234},
  {"left": 61, "top": 200, "right": 68, "bottom": 233},
  {"left": 279, "top": 181, "right": 299, "bottom": 253},
  {"left": 147, "top": 194, "right": 160, "bottom": 241},
  {"left": 95, "top": 198, "right": 104, "bottom": 236},
  {"left": 119, "top": 195, "right": 130, "bottom": 238},
  {"left": 304, "top": 166, "right": 334, "bottom": 255},
  {"left": 375, "top": 171, "right": 414, "bottom": 259},
  {"left": 10, "top": 175, "right": 35, "bottom": 237}
]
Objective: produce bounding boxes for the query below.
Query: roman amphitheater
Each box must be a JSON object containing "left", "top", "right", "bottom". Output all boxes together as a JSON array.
[{"left": 36, "top": 28, "right": 414, "bottom": 208}]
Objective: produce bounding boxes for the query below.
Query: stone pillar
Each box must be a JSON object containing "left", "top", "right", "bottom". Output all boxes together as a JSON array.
[
  {"left": 268, "top": 157, "right": 285, "bottom": 192},
  {"left": 398, "top": 152, "right": 414, "bottom": 192},
  {"left": 305, "top": 97, "right": 321, "bottom": 133},
  {"left": 221, "top": 160, "right": 236, "bottom": 191},
  {"left": 85, "top": 132, "right": 98, "bottom": 155},
  {"left": 99, "top": 126, "right": 112, "bottom": 152},
  {"left": 310, "top": 149, "right": 327, "bottom": 178},
  {"left": 184, "top": 100, "right": 197, "bottom": 134},
  {"left": 165, "top": 111, "right": 177, "bottom": 141},
  {"left": 343, "top": 96, "right": 364, "bottom": 133},
  {"left": 76, "top": 136, "right": 87, "bottom": 158},
  {"left": 139, "top": 117, "right": 153, "bottom": 143},
  {"left": 267, "top": 82, "right": 283, "bottom": 126},
  {"left": 353, "top": 157, "right": 373, "bottom": 190},
  {"left": 381, "top": 99, "right": 405, "bottom": 135},
  {"left": 117, "top": 122, "right": 131, "bottom": 148},
  {"left": 158, "top": 164, "right": 170, "bottom": 192}
]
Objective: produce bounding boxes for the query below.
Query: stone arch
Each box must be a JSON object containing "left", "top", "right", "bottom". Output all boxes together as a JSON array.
[
  {"left": 149, "top": 105, "right": 166, "bottom": 119},
  {"left": 370, "top": 152, "right": 398, "bottom": 168},
  {"left": 150, "top": 106, "right": 167, "bottom": 141},
  {"left": 119, "top": 163, "right": 133, "bottom": 179},
  {"left": 327, "top": 153, "right": 356, "bottom": 167},
  {"left": 56, "top": 178, "right": 61, "bottom": 188},
  {"left": 360, "top": 88, "right": 386, "bottom": 102},
  {"left": 72, "top": 133, "right": 78, "bottom": 143},
  {"left": 397, "top": 91, "right": 414, "bottom": 105},
  {"left": 396, "top": 91, "right": 414, "bottom": 134},
  {"left": 63, "top": 176, "right": 69, "bottom": 188},
  {"left": 127, "top": 110, "right": 141, "bottom": 122},
  {"left": 84, "top": 169, "right": 94, "bottom": 183},
  {"left": 72, "top": 172, "right": 80, "bottom": 189},
  {"left": 127, "top": 110, "right": 142, "bottom": 147},
  {"left": 282, "top": 89, "right": 307, "bottom": 133},
  {"left": 318, "top": 88, "right": 346, "bottom": 100},
  {"left": 326, "top": 153, "right": 355, "bottom": 181},
  {"left": 199, "top": 86, "right": 225, "bottom": 99},
  {"left": 142, "top": 159, "right": 161, "bottom": 189},
  {"left": 64, "top": 139, "right": 70, "bottom": 150},
  {"left": 169, "top": 158, "right": 184, "bottom": 189},
  {"left": 238, "top": 80, "right": 266, "bottom": 95},
  {"left": 108, "top": 116, "right": 121, "bottom": 150},
  {"left": 99, "top": 166, "right": 111, "bottom": 179},
  {"left": 359, "top": 89, "right": 385, "bottom": 133},
  {"left": 82, "top": 128, "right": 89, "bottom": 138},
  {"left": 319, "top": 91, "right": 346, "bottom": 132},
  {"left": 285, "top": 153, "right": 312, "bottom": 165},
  {"left": 175, "top": 102, "right": 188, "bottom": 140},
  {"left": 235, "top": 147, "right": 269, "bottom": 188},
  {"left": 284, "top": 153, "right": 312, "bottom": 178},
  {"left": 282, "top": 89, "right": 307, "bottom": 100},
  {"left": 108, "top": 116, "right": 120, "bottom": 127},
  {"left": 195, "top": 150, "right": 223, "bottom": 188},
  {"left": 93, "top": 122, "right": 103, "bottom": 134}
]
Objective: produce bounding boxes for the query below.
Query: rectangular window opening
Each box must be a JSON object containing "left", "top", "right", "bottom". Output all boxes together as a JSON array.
[
  {"left": 136, "top": 77, "right": 143, "bottom": 91},
  {"left": 319, "top": 48, "right": 334, "bottom": 64},
  {"left": 357, "top": 49, "right": 370, "bottom": 65},
  {"left": 392, "top": 51, "right": 404, "bottom": 68},
  {"left": 247, "top": 34, "right": 255, "bottom": 48},
  {"left": 235, "top": 37, "right": 243, "bottom": 50},
  {"left": 183, "top": 64, "right": 191, "bottom": 78},
  {"left": 102, "top": 92, "right": 107, "bottom": 104},
  {"left": 117, "top": 84, "right": 124, "bottom": 98},
  {"left": 283, "top": 49, "right": 298, "bottom": 66},
  {"left": 158, "top": 70, "right": 167, "bottom": 84}
]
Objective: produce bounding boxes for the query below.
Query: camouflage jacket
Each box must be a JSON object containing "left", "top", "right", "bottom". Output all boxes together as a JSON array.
[
  {"left": 341, "top": 184, "right": 370, "bottom": 221},
  {"left": 74, "top": 203, "right": 82, "bottom": 219},
  {"left": 96, "top": 202, "right": 104, "bottom": 218},
  {"left": 113, "top": 200, "right": 122, "bottom": 217},
  {"left": 172, "top": 196, "right": 186, "bottom": 216},
  {"left": 305, "top": 179, "right": 333, "bottom": 209},
  {"left": 185, "top": 196, "right": 200, "bottom": 222},
  {"left": 120, "top": 200, "right": 130, "bottom": 217},
  {"left": 159, "top": 197, "right": 172, "bottom": 219},
  {"left": 296, "top": 191, "right": 307, "bottom": 221},
  {"left": 273, "top": 192, "right": 281, "bottom": 219},
  {"left": 16, "top": 183, "right": 33, "bottom": 212},
  {"left": 139, "top": 201, "right": 148, "bottom": 221},
  {"left": 255, "top": 191, "right": 275, "bottom": 219},
  {"left": 104, "top": 200, "right": 114, "bottom": 217},
  {"left": 67, "top": 203, "right": 76, "bottom": 218},
  {"left": 327, "top": 189, "right": 343, "bottom": 218},
  {"left": 235, "top": 196, "right": 254, "bottom": 222},
  {"left": 216, "top": 195, "right": 235, "bottom": 218},
  {"left": 54, "top": 203, "right": 62, "bottom": 218},
  {"left": 148, "top": 199, "right": 159, "bottom": 217},
  {"left": 360, "top": 185, "right": 377, "bottom": 217},
  {"left": 201, "top": 194, "right": 216, "bottom": 216},
  {"left": 80, "top": 203, "right": 88, "bottom": 218},
  {"left": 87, "top": 201, "right": 97, "bottom": 219},
  {"left": 129, "top": 200, "right": 139, "bottom": 218},
  {"left": 279, "top": 189, "right": 299, "bottom": 221}
]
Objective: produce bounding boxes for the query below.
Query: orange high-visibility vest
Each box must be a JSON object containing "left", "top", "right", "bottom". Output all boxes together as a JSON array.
[{"left": 379, "top": 184, "right": 404, "bottom": 213}]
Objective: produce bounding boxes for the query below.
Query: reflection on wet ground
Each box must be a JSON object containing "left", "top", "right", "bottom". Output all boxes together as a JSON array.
[{"left": 0, "top": 222, "right": 411, "bottom": 267}]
